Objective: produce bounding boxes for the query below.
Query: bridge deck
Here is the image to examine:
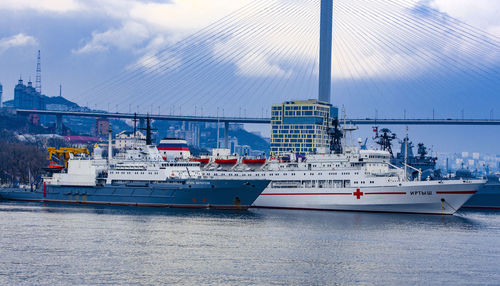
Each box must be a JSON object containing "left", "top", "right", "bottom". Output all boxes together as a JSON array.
[{"left": 15, "top": 109, "right": 500, "bottom": 125}]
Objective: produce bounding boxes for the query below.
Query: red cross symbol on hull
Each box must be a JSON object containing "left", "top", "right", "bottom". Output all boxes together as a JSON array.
[{"left": 353, "top": 188, "right": 364, "bottom": 199}]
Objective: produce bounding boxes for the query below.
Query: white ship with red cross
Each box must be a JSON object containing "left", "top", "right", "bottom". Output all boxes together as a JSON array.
[{"left": 202, "top": 147, "right": 484, "bottom": 215}]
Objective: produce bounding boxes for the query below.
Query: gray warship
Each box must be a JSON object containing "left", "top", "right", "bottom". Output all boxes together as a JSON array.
[{"left": 373, "top": 127, "right": 437, "bottom": 179}]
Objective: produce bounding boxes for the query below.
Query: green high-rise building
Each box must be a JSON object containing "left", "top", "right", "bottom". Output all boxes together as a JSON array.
[{"left": 270, "top": 99, "right": 338, "bottom": 157}]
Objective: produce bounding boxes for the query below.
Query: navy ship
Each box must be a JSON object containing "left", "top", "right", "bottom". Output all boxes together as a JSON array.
[
  {"left": 0, "top": 120, "right": 269, "bottom": 209},
  {"left": 373, "top": 127, "right": 438, "bottom": 179}
]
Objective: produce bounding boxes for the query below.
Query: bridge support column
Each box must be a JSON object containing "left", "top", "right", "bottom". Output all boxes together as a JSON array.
[
  {"left": 56, "top": 114, "right": 63, "bottom": 135},
  {"left": 224, "top": 122, "right": 229, "bottom": 149},
  {"left": 318, "top": 0, "right": 333, "bottom": 103}
]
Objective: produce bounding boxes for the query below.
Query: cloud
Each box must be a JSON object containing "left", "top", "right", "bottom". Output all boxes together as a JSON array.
[
  {"left": 129, "top": 51, "right": 183, "bottom": 74},
  {"left": 71, "top": 0, "right": 253, "bottom": 55},
  {"left": 235, "top": 53, "right": 291, "bottom": 77},
  {"left": 429, "top": 0, "right": 500, "bottom": 37},
  {"left": 0, "top": 33, "right": 38, "bottom": 53},
  {"left": 3, "top": 0, "right": 499, "bottom": 81},
  {"left": 129, "top": 0, "right": 253, "bottom": 37},
  {"left": 73, "top": 21, "right": 150, "bottom": 54},
  {"left": 0, "top": 0, "right": 81, "bottom": 13}
]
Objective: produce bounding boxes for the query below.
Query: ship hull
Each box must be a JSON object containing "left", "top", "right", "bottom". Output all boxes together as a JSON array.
[
  {"left": 253, "top": 181, "right": 483, "bottom": 215},
  {"left": 0, "top": 179, "right": 269, "bottom": 210},
  {"left": 462, "top": 183, "right": 500, "bottom": 210}
]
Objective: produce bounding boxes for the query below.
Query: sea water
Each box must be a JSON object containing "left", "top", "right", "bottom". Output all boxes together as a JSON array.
[{"left": 0, "top": 202, "right": 499, "bottom": 285}]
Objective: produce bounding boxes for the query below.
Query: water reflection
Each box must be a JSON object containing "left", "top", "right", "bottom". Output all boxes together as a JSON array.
[
  {"left": 0, "top": 201, "right": 484, "bottom": 231},
  {"left": 1, "top": 201, "right": 498, "bottom": 285}
]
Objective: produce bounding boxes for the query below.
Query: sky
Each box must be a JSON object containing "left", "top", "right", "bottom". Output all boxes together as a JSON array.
[{"left": 0, "top": 0, "right": 499, "bottom": 154}]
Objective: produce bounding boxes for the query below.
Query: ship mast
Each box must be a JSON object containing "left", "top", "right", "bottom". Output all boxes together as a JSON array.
[
  {"left": 139, "top": 114, "right": 156, "bottom": 146},
  {"left": 108, "top": 125, "right": 113, "bottom": 162},
  {"left": 404, "top": 126, "right": 408, "bottom": 181}
]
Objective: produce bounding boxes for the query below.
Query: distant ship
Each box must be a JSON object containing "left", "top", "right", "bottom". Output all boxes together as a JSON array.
[
  {"left": 452, "top": 169, "right": 500, "bottom": 210},
  {"left": 371, "top": 127, "right": 500, "bottom": 210},
  {"left": 199, "top": 120, "right": 484, "bottom": 215},
  {"left": 372, "top": 127, "right": 438, "bottom": 179},
  {"left": 0, "top": 121, "right": 269, "bottom": 209}
]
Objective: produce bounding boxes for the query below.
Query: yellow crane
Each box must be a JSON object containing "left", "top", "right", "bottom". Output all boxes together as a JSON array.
[{"left": 47, "top": 147, "right": 90, "bottom": 168}]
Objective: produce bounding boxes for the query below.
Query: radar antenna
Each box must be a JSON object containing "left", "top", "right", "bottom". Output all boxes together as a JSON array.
[
  {"left": 373, "top": 127, "right": 397, "bottom": 156},
  {"left": 328, "top": 118, "right": 343, "bottom": 154}
]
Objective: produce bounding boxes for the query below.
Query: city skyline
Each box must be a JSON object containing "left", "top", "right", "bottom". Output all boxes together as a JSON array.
[{"left": 0, "top": 0, "right": 499, "bottom": 153}]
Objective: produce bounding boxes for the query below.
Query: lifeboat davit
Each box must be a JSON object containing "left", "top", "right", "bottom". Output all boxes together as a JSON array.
[
  {"left": 242, "top": 158, "right": 266, "bottom": 165},
  {"left": 190, "top": 158, "right": 210, "bottom": 165},
  {"left": 214, "top": 158, "right": 238, "bottom": 165},
  {"left": 43, "top": 162, "right": 64, "bottom": 173}
]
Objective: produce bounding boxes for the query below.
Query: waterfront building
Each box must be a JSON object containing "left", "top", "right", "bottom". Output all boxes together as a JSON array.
[
  {"left": 235, "top": 144, "right": 251, "bottom": 156},
  {"left": 115, "top": 130, "right": 146, "bottom": 151},
  {"left": 166, "top": 122, "right": 200, "bottom": 147},
  {"left": 94, "top": 118, "right": 109, "bottom": 137},
  {"left": 270, "top": 99, "right": 338, "bottom": 156},
  {"left": 14, "top": 78, "right": 46, "bottom": 110}
]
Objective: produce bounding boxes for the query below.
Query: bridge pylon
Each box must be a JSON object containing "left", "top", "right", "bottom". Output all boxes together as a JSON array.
[{"left": 318, "top": 0, "right": 333, "bottom": 103}]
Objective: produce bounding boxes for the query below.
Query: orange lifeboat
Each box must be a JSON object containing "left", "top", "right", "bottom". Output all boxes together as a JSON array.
[
  {"left": 190, "top": 158, "right": 210, "bottom": 165},
  {"left": 242, "top": 158, "right": 266, "bottom": 164},
  {"left": 214, "top": 158, "right": 238, "bottom": 165},
  {"left": 43, "top": 161, "right": 64, "bottom": 173}
]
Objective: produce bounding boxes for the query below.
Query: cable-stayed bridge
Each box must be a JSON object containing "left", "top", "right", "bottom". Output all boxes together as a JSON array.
[{"left": 15, "top": 0, "right": 500, "bottom": 131}]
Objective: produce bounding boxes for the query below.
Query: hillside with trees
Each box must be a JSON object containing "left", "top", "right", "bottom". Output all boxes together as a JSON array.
[{"left": 0, "top": 130, "right": 47, "bottom": 184}]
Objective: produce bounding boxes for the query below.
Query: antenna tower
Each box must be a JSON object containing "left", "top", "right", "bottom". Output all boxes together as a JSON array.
[{"left": 35, "top": 50, "right": 42, "bottom": 94}]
